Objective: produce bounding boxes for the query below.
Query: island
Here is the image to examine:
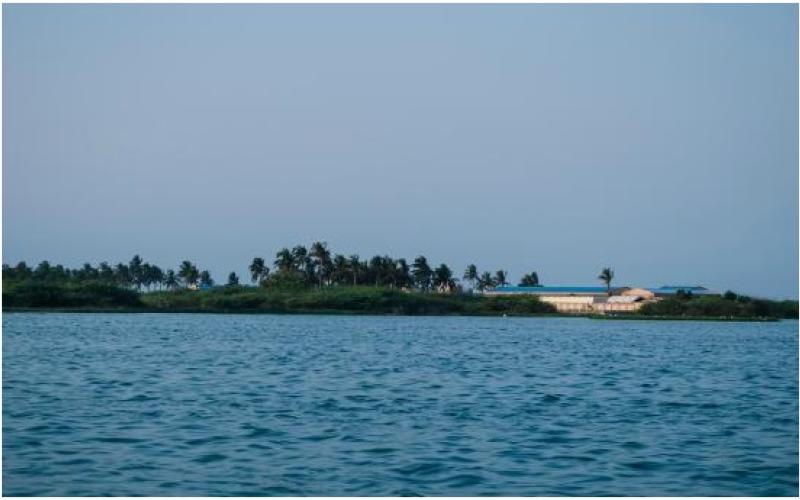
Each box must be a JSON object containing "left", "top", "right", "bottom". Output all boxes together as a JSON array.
[{"left": 3, "top": 243, "right": 797, "bottom": 321}]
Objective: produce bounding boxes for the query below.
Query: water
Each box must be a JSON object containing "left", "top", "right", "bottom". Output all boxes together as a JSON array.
[{"left": 3, "top": 313, "right": 798, "bottom": 496}]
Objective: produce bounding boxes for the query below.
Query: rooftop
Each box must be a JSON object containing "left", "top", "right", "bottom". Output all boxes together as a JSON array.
[
  {"left": 490, "top": 285, "right": 714, "bottom": 295},
  {"left": 492, "top": 286, "right": 620, "bottom": 294}
]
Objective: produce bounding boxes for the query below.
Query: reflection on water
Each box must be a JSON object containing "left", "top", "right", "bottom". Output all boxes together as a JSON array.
[{"left": 3, "top": 313, "right": 798, "bottom": 496}]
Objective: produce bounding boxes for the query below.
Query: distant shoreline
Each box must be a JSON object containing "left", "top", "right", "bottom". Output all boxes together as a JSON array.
[{"left": 2, "top": 306, "right": 783, "bottom": 322}]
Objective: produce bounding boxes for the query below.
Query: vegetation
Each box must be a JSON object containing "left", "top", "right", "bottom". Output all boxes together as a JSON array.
[
  {"left": 638, "top": 290, "right": 798, "bottom": 320},
  {"left": 1, "top": 247, "right": 553, "bottom": 315},
  {"left": 139, "top": 286, "right": 555, "bottom": 316},
  {"left": 3, "top": 248, "right": 796, "bottom": 320},
  {"left": 598, "top": 267, "right": 614, "bottom": 295},
  {"left": 519, "top": 271, "right": 540, "bottom": 286}
]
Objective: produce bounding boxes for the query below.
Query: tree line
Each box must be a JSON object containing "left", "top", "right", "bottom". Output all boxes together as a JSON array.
[
  {"left": 2, "top": 256, "right": 213, "bottom": 291},
  {"left": 2, "top": 241, "right": 546, "bottom": 293}
]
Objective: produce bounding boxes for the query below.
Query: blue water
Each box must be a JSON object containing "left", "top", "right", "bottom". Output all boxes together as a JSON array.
[{"left": 3, "top": 313, "right": 798, "bottom": 496}]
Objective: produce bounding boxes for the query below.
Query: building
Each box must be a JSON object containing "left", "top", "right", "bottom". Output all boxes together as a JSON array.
[{"left": 484, "top": 284, "right": 708, "bottom": 314}]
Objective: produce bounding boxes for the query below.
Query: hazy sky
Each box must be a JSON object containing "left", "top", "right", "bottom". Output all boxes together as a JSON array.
[{"left": 3, "top": 4, "right": 798, "bottom": 298}]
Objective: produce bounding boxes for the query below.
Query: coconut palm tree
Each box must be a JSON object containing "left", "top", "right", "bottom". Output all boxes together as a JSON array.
[
  {"left": 291, "top": 245, "right": 308, "bottom": 272},
  {"left": 348, "top": 254, "right": 361, "bottom": 286},
  {"left": 178, "top": 260, "right": 199, "bottom": 287},
  {"left": 249, "top": 257, "right": 268, "bottom": 285},
  {"left": 164, "top": 269, "right": 178, "bottom": 290},
  {"left": 411, "top": 256, "right": 433, "bottom": 291},
  {"left": 98, "top": 262, "right": 114, "bottom": 282},
  {"left": 395, "top": 258, "right": 411, "bottom": 289},
  {"left": 150, "top": 265, "right": 164, "bottom": 290},
  {"left": 309, "top": 241, "right": 332, "bottom": 288},
  {"left": 519, "top": 271, "right": 540, "bottom": 286},
  {"left": 331, "top": 254, "right": 348, "bottom": 285},
  {"left": 477, "top": 271, "right": 496, "bottom": 291},
  {"left": 114, "top": 263, "right": 132, "bottom": 288},
  {"left": 494, "top": 270, "right": 509, "bottom": 287},
  {"left": 433, "top": 264, "right": 456, "bottom": 293},
  {"left": 463, "top": 264, "right": 478, "bottom": 290},
  {"left": 129, "top": 255, "right": 144, "bottom": 289},
  {"left": 274, "top": 248, "right": 295, "bottom": 272},
  {"left": 199, "top": 270, "right": 214, "bottom": 287},
  {"left": 598, "top": 267, "right": 614, "bottom": 295}
]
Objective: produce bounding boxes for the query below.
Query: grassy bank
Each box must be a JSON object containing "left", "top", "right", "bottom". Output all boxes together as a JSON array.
[
  {"left": 3, "top": 283, "right": 557, "bottom": 316},
  {"left": 140, "top": 286, "right": 558, "bottom": 316},
  {"left": 637, "top": 294, "right": 797, "bottom": 320},
  {"left": 3, "top": 280, "right": 796, "bottom": 321}
]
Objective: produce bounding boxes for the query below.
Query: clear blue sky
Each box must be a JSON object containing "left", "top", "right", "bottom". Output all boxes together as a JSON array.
[{"left": 3, "top": 4, "right": 798, "bottom": 298}]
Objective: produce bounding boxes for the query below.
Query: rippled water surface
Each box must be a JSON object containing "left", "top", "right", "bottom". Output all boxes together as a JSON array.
[{"left": 3, "top": 313, "right": 798, "bottom": 496}]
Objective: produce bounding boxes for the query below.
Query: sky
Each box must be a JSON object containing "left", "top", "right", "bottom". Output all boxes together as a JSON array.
[{"left": 3, "top": 4, "right": 798, "bottom": 299}]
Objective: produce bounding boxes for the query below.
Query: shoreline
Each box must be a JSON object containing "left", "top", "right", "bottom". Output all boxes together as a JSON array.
[{"left": 2, "top": 307, "right": 782, "bottom": 322}]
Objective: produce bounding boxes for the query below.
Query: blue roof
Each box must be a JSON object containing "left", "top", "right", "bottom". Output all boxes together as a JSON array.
[
  {"left": 493, "top": 286, "right": 616, "bottom": 294},
  {"left": 647, "top": 285, "right": 712, "bottom": 295}
]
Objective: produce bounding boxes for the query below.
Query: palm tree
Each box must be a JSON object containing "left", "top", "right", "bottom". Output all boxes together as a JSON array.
[
  {"left": 140, "top": 263, "right": 153, "bottom": 291},
  {"left": 348, "top": 254, "right": 361, "bottom": 286},
  {"left": 274, "top": 248, "right": 295, "bottom": 271},
  {"left": 463, "top": 264, "right": 478, "bottom": 290},
  {"left": 114, "top": 263, "right": 132, "bottom": 288},
  {"left": 178, "top": 260, "right": 199, "bottom": 287},
  {"left": 598, "top": 267, "right": 614, "bottom": 295},
  {"left": 199, "top": 270, "right": 214, "bottom": 287},
  {"left": 477, "top": 271, "right": 496, "bottom": 291},
  {"left": 291, "top": 245, "right": 308, "bottom": 272},
  {"left": 98, "top": 262, "right": 114, "bottom": 282},
  {"left": 494, "top": 270, "right": 509, "bottom": 287},
  {"left": 249, "top": 257, "right": 268, "bottom": 285},
  {"left": 227, "top": 272, "right": 239, "bottom": 286},
  {"left": 411, "top": 256, "right": 433, "bottom": 291},
  {"left": 309, "top": 241, "right": 332, "bottom": 288},
  {"left": 129, "top": 255, "right": 144, "bottom": 290},
  {"left": 369, "top": 255, "right": 385, "bottom": 286},
  {"left": 164, "top": 269, "right": 178, "bottom": 290},
  {"left": 395, "top": 258, "right": 411, "bottom": 289},
  {"left": 519, "top": 271, "right": 540, "bottom": 286},
  {"left": 433, "top": 264, "right": 456, "bottom": 293},
  {"left": 150, "top": 265, "right": 164, "bottom": 290},
  {"left": 331, "top": 254, "right": 348, "bottom": 285}
]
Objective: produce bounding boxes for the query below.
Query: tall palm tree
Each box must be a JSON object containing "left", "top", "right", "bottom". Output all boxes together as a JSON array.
[
  {"left": 332, "top": 254, "right": 348, "bottom": 285},
  {"left": 150, "top": 265, "right": 164, "bottom": 290},
  {"left": 395, "top": 258, "right": 411, "bottom": 289},
  {"left": 98, "top": 262, "right": 114, "bottom": 282},
  {"left": 199, "top": 270, "right": 214, "bottom": 287},
  {"left": 348, "top": 254, "right": 361, "bottom": 286},
  {"left": 114, "top": 263, "right": 131, "bottom": 288},
  {"left": 433, "top": 264, "right": 456, "bottom": 292},
  {"left": 291, "top": 245, "right": 308, "bottom": 272},
  {"left": 519, "top": 271, "right": 540, "bottom": 286},
  {"left": 598, "top": 267, "right": 614, "bottom": 295},
  {"left": 494, "top": 270, "right": 509, "bottom": 287},
  {"left": 274, "top": 248, "right": 295, "bottom": 272},
  {"left": 249, "top": 257, "right": 268, "bottom": 285},
  {"left": 309, "top": 241, "right": 332, "bottom": 288},
  {"left": 129, "top": 255, "right": 144, "bottom": 290},
  {"left": 164, "top": 269, "right": 178, "bottom": 290},
  {"left": 411, "top": 256, "right": 433, "bottom": 291},
  {"left": 463, "top": 264, "right": 478, "bottom": 289},
  {"left": 178, "top": 260, "right": 199, "bottom": 287},
  {"left": 477, "top": 271, "right": 495, "bottom": 291}
]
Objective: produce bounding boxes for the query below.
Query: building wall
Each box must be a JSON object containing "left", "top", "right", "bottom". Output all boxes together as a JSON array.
[{"left": 540, "top": 296, "right": 595, "bottom": 313}]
